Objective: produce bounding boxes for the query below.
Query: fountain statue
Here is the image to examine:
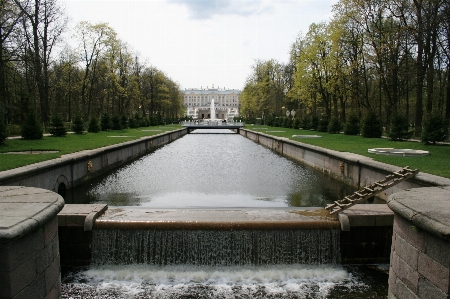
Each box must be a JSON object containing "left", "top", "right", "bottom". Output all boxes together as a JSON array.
[{"left": 210, "top": 98, "right": 216, "bottom": 120}]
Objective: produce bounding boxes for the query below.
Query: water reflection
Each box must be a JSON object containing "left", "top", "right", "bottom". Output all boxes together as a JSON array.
[{"left": 67, "top": 129, "right": 357, "bottom": 207}]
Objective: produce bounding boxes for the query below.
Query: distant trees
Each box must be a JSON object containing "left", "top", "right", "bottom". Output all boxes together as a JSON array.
[
  {"left": 1, "top": 2, "right": 183, "bottom": 136},
  {"left": 240, "top": 0, "right": 450, "bottom": 139}
]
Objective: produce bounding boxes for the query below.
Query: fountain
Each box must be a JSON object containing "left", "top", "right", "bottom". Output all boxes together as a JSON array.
[{"left": 210, "top": 98, "right": 216, "bottom": 120}]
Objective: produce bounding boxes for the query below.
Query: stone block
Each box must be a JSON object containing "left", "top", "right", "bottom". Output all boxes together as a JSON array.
[
  {"left": 7, "top": 255, "right": 37, "bottom": 297},
  {"left": 418, "top": 277, "right": 448, "bottom": 299},
  {"left": 35, "top": 242, "right": 53, "bottom": 274},
  {"left": 395, "top": 279, "right": 420, "bottom": 299},
  {"left": 13, "top": 273, "right": 46, "bottom": 299},
  {"left": 424, "top": 232, "right": 450, "bottom": 268},
  {"left": 393, "top": 214, "right": 425, "bottom": 252},
  {"left": 392, "top": 251, "right": 419, "bottom": 293},
  {"left": 418, "top": 252, "right": 450, "bottom": 294},
  {"left": 393, "top": 233, "right": 419, "bottom": 270},
  {"left": 44, "top": 252, "right": 60, "bottom": 294},
  {"left": 44, "top": 217, "right": 58, "bottom": 246}
]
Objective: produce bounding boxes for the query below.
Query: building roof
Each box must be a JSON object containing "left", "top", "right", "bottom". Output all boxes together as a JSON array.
[{"left": 184, "top": 88, "right": 241, "bottom": 95}]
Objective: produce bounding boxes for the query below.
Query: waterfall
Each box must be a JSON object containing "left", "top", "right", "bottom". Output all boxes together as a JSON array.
[{"left": 92, "top": 229, "right": 340, "bottom": 266}]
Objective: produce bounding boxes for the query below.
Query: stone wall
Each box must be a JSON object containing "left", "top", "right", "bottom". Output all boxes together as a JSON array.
[
  {"left": 387, "top": 187, "right": 450, "bottom": 299},
  {"left": 0, "top": 129, "right": 185, "bottom": 194},
  {"left": 0, "top": 186, "right": 64, "bottom": 299},
  {"left": 241, "top": 129, "right": 449, "bottom": 199}
]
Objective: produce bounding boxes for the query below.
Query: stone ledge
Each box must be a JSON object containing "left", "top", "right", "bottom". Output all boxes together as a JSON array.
[
  {"left": 388, "top": 187, "right": 450, "bottom": 242},
  {"left": 338, "top": 204, "right": 394, "bottom": 231},
  {"left": 58, "top": 204, "right": 108, "bottom": 231},
  {"left": 0, "top": 186, "right": 64, "bottom": 240}
]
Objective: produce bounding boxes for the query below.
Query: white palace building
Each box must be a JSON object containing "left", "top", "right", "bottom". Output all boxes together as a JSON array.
[{"left": 183, "top": 85, "right": 241, "bottom": 120}]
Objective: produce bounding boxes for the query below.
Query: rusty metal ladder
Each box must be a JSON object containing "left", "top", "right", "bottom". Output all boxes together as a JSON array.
[{"left": 325, "top": 166, "right": 419, "bottom": 215}]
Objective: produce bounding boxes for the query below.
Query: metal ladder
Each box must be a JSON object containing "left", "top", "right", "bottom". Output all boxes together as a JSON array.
[{"left": 325, "top": 166, "right": 419, "bottom": 215}]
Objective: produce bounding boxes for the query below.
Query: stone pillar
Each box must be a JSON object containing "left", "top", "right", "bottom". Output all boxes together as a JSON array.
[
  {"left": 0, "top": 186, "right": 64, "bottom": 299},
  {"left": 387, "top": 187, "right": 450, "bottom": 299}
]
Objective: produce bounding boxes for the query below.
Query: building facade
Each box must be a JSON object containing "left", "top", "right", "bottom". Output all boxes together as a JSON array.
[{"left": 183, "top": 85, "right": 241, "bottom": 120}]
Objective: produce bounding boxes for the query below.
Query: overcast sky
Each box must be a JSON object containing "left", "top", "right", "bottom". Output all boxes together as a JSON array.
[{"left": 61, "top": 0, "right": 338, "bottom": 90}]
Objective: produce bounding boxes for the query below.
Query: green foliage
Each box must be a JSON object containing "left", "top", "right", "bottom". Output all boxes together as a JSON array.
[
  {"left": 121, "top": 115, "right": 128, "bottom": 129},
  {"left": 128, "top": 117, "right": 138, "bottom": 128},
  {"left": 327, "top": 117, "right": 341, "bottom": 134},
  {"left": 101, "top": 113, "right": 111, "bottom": 131},
  {"left": 140, "top": 117, "right": 149, "bottom": 127},
  {"left": 49, "top": 114, "right": 67, "bottom": 137},
  {"left": 421, "top": 113, "right": 449, "bottom": 144},
  {"left": 362, "top": 110, "right": 382, "bottom": 138},
  {"left": 388, "top": 113, "right": 412, "bottom": 141},
  {"left": 72, "top": 114, "right": 85, "bottom": 134},
  {"left": 311, "top": 116, "right": 319, "bottom": 131},
  {"left": 21, "top": 108, "right": 43, "bottom": 140},
  {"left": 88, "top": 116, "right": 100, "bottom": 133},
  {"left": 293, "top": 118, "right": 301, "bottom": 129},
  {"left": 301, "top": 116, "right": 310, "bottom": 130},
  {"left": 282, "top": 117, "right": 293, "bottom": 128},
  {"left": 111, "top": 115, "right": 122, "bottom": 130},
  {"left": 317, "top": 118, "right": 328, "bottom": 132},
  {"left": 344, "top": 114, "right": 360, "bottom": 135},
  {"left": 0, "top": 117, "right": 6, "bottom": 144}
]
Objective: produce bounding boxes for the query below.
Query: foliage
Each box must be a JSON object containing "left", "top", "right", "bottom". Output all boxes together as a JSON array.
[
  {"left": 311, "top": 116, "right": 319, "bottom": 131},
  {"left": 111, "top": 115, "right": 122, "bottom": 130},
  {"left": 88, "top": 116, "right": 100, "bottom": 133},
  {"left": 128, "top": 117, "right": 138, "bottom": 129},
  {"left": 121, "top": 115, "right": 128, "bottom": 129},
  {"left": 388, "top": 113, "right": 412, "bottom": 141},
  {"left": 49, "top": 114, "right": 67, "bottom": 137},
  {"left": 362, "top": 110, "right": 383, "bottom": 138},
  {"left": 21, "top": 108, "right": 43, "bottom": 140},
  {"left": 344, "top": 114, "right": 360, "bottom": 135},
  {"left": 101, "top": 114, "right": 112, "bottom": 131},
  {"left": 421, "top": 113, "right": 449, "bottom": 145},
  {"left": 317, "top": 118, "right": 329, "bottom": 132},
  {"left": 72, "top": 114, "right": 85, "bottom": 134},
  {"left": 0, "top": 117, "right": 6, "bottom": 144},
  {"left": 327, "top": 117, "right": 341, "bottom": 134},
  {"left": 293, "top": 117, "right": 301, "bottom": 129}
]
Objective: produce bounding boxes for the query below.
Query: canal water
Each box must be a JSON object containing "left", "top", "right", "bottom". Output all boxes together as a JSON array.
[{"left": 62, "top": 129, "right": 388, "bottom": 298}]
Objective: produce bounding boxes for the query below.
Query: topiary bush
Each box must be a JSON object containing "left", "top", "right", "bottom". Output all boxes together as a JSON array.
[
  {"left": 362, "top": 110, "right": 383, "bottom": 138},
  {"left": 388, "top": 113, "right": 412, "bottom": 141},
  {"left": 121, "top": 115, "right": 128, "bottom": 129},
  {"left": 327, "top": 117, "right": 341, "bottom": 134},
  {"left": 21, "top": 108, "right": 43, "bottom": 140},
  {"left": 72, "top": 114, "right": 85, "bottom": 134},
  {"left": 421, "top": 113, "right": 449, "bottom": 144},
  {"left": 344, "top": 113, "right": 360, "bottom": 135},
  {"left": 317, "top": 118, "right": 329, "bottom": 132},
  {"left": 88, "top": 116, "right": 100, "bottom": 133},
  {"left": 311, "top": 116, "right": 319, "bottom": 131},
  {"left": 101, "top": 113, "right": 111, "bottom": 131},
  {"left": 293, "top": 117, "right": 301, "bottom": 129},
  {"left": 111, "top": 115, "right": 122, "bottom": 130},
  {"left": 0, "top": 117, "right": 6, "bottom": 144},
  {"left": 49, "top": 113, "right": 67, "bottom": 137}
]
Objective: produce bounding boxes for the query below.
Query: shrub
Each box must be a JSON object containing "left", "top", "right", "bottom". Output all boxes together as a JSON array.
[
  {"left": 344, "top": 114, "right": 360, "bottom": 135},
  {"left": 21, "top": 108, "right": 43, "bottom": 140},
  {"left": 362, "top": 110, "right": 383, "bottom": 138},
  {"left": 0, "top": 117, "right": 6, "bottom": 144},
  {"left": 317, "top": 118, "right": 328, "bottom": 132},
  {"left": 327, "top": 117, "right": 341, "bottom": 134},
  {"left": 111, "top": 115, "right": 122, "bottom": 130},
  {"left": 72, "top": 114, "right": 85, "bottom": 134},
  {"left": 293, "top": 117, "right": 301, "bottom": 129},
  {"left": 421, "top": 113, "right": 449, "bottom": 144},
  {"left": 88, "top": 116, "right": 100, "bottom": 133},
  {"left": 140, "top": 117, "right": 148, "bottom": 127},
  {"left": 311, "top": 116, "right": 319, "bottom": 131},
  {"left": 388, "top": 113, "right": 412, "bottom": 141},
  {"left": 101, "top": 113, "right": 111, "bottom": 131},
  {"left": 301, "top": 116, "right": 310, "bottom": 130},
  {"left": 128, "top": 117, "right": 138, "bottom": 128},
  {"left": 48, "top": 113, "right": 67, "bottom": 137},
  {"left": 121, "top": 115, "right": 128, "bottom": 129}
]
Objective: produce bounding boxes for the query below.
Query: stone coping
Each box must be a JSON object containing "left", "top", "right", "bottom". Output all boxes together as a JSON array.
[
  {"left": 244, "top": 129, "right": 450, "bottom": 188},
  {"left": 94, "top": 207, "right": 340, "bottom": 230},
  {"left": 338, "top": 204, "right": 394, "bottom": 231},
  {"left": 387, "top": 186, "right": 450, "bottom": 242},
  {"left": 0, "top": 186, "right": 64, "bottom": 240}
]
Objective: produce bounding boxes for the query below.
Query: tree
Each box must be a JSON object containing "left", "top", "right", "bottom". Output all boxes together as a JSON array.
[
  {"left": 48, "top": 113, "right": 66, "bottom": 136},
  {"left": 21, "top": 107, "right": 43, "bottom": 139},
  {"left": 88, "top": 116, "right": 100, "bottom": 133},
  {"left": 344, "top": 113, "right": 360, "bottom": 135},
  {"left": 421, "top": 113, "right": 449, "bottom": 144},
  {"left": 362, "top": 110, "right": 383, "bottom": 138},
  {"left": 72, "top": 113, "right": 84, "bottom": 134}
]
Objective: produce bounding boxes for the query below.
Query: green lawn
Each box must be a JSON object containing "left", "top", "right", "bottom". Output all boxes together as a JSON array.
[
  {"left": 247, "top": 125, "right": 450, "bottom": 179},
  {"left": 0, "top": 126, "right": 181, "bottom": 171}
]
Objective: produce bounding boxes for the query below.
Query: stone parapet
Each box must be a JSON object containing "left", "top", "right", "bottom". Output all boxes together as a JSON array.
[
  {"left": 387, "top": 187, "right": 450, "bottom": 299},
  {"left": 0, "top": 186, "right": 64, "bottom": 299}
]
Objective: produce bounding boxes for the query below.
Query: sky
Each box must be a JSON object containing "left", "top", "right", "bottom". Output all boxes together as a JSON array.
[{"left": 60, "top": 0, "right": 338, "bottom": 90}]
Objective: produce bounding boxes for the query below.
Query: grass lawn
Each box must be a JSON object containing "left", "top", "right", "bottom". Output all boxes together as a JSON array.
[
  {"left": 246, "top": 125, "right": 450, "bottom": 179},
  {"left": 0, "top": 125, "right": 181, "bottom": 171}
]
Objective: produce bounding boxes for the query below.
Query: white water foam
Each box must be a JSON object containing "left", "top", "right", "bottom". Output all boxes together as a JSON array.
[{"left": 65, "top": 264, "right": 358, "bottom": 298}]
